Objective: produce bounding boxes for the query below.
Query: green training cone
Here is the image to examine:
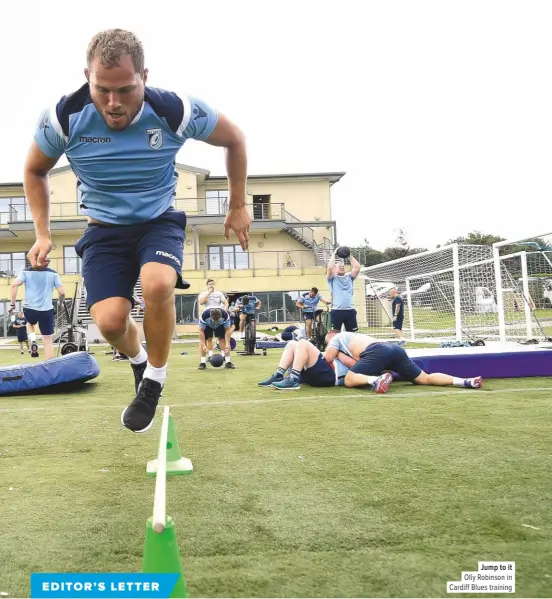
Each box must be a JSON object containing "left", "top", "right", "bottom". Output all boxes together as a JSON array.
[
  {"left": 143, "top": 516, "right": 187, "bottom": 598},
  {"left": 147, "top": 415, "right": 193, "bottom": 476}
]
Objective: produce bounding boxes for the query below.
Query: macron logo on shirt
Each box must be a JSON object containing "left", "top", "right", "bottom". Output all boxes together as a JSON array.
[{"left": 80, "top": 136, "right": 112, "bottom": 144}]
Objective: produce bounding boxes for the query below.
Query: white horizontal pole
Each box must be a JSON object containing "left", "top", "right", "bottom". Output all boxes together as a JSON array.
[
  {"left": 493, "top": 232, "right": 552, "bottom": 248},
  {"left": 152, "top": 405, "right": 170, "bottom": 534}
]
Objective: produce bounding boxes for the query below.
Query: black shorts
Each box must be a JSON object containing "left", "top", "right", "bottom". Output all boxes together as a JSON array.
[
  {"left": 351, "top": 342, "right": 421, "bottom": 381},
  {"left": 302, "top": 312, "right": 314, "bottom": 320},
  {"left": 393, "top": 316, "right": 404, "bottom": 330},
  {"left": 75, "top": 208, "right": 188, "bottom": 310},
  {"left": 204, "top": 325, "right": 227, "bottom": 340},
  {"left": 331, "top": 309, "right": 358, "bottom": 332},
  {"left": 300, "top": 354, "right": 336, "bottom": 387},
  {"left": 23, "top": 308, "right": 55, "bottom": 336}
]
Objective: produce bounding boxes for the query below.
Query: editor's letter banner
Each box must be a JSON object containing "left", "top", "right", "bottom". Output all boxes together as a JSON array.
[{"left": 31, "top": 573, "right": 181, "bottom": 598}]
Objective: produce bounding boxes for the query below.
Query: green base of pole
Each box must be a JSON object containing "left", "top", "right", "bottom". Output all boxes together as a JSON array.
[
  {"left": 146, "top": 457, "right": 193, "bottom": 476},
  {"left": 143, "top": 516, "right": 187, "bottom": 598}
]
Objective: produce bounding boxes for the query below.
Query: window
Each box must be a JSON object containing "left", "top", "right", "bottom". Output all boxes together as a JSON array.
[
  {"left": 208, "top": 245, "right": 249, "bottom": 270},
  {"left": 63, "top": 246, "right": 81, "bottom": 274},
  {"left": 175, "top": 295, "right": 198, "bottom": 323},
  {"left": 0, "top": 252, "right": 25, "bottom": 276},
  {"left": 205, "top": 190, "right": 229, "bottom": 215},
  {"left": 0, "top": 197, "right": 27, "bottom": 224}
]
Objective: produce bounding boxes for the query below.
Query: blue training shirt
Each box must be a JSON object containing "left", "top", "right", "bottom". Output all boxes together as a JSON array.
[
  {"left": 199, "top": 308, "right": 231, "bottom": 330},
  {"left": 17, "top": 268, "right": 63, "bottom": 311},
  {"left": 34, "top": 84, "right": 219, "bottom": 225},
  {"left": 298, "top": 293, "right": 322, "bottom": 313},
  {"left": 327, "top": 274, "right": 356, "bottom": 310},
  {"left": 236, "top": 295, "right": 259, "bottom": 315}
]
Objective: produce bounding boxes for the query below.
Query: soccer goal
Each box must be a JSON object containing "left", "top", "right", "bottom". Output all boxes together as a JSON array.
[{"left": 358, "top": 242, "right": 548, "bottom": 343}]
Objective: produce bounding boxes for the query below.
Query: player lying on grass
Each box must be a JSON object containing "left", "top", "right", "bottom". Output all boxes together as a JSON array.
[
  {"left": 257, "top": 338, "right": 390, "bottom": 392},
  {"left": 198, "top": 307, "right": 235, "bottom": 370},
  {"left": 325, "top": 330, "right": 483, "bottom": 392}
]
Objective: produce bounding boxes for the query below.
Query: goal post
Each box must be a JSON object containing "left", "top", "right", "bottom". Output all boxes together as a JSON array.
[{"left": 357, "top": 242, "right": 545, "bottom": 343}]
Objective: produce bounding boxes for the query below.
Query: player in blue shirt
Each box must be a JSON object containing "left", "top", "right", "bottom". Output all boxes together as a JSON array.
[
  {"left": 326, "top": 247, "right": 361, "bottom": 332},
  {"left": 198, "top": 308, "right": 234, "bottom": 370},
  {"left": 10, "top": 268, "right": 66, "bottom": 360},
  {"left": 23, "top": 29, "right": 250, "bottom": 433},
  {"left": 324, "top": 331, "right": 483, "bottom": 393},
  {"left": 296, "top": 287, "right": 330, "bottom": 339},
  {"left": 236, "top": 294, "right": 262, "bottom": 333}
]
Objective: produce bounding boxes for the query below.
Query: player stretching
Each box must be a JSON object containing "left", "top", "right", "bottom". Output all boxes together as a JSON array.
[
  {"left": 258, "top": 338, "right": 353, "bottom": 390},
  {"left": 198, "top": 307, "right": 235, "bottom": 370},
  {"left": 24, "top": 29, "right": 249, "bottom": 432},
  {"left": 325, "top": 331, "right": 483, "bottom": 392}
]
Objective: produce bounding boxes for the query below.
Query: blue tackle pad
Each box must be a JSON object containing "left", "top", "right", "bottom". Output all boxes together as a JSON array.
[{"left": 0, "top": 352, "right": 100, "bottom": 395}]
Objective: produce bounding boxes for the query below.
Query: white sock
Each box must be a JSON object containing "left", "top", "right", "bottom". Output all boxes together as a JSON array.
[
  {"left": 129, "top": 345, "right": 148, "bottom": 365},
  {"left": 29, "top": 333, "right": 36, "bottom": 343},
  {"left": 366, "top": 376, "right": 378, "bottom": 384},
  {"left": 220, "top": 350, "right": 226, "bottom": 357},
  {"left": 225, "top": 355, "right": 231, "bottom": 363},
  {"left": 208, "top": 350, "right": 213, "bottom": 358},
  {"left": 452, "top": 377, "right": 465, "bottom": 387},
  {"left": 201, "top": 356, "right": 207, "bottom": 364},
  {"left": 143, "top": 362, "right": 167, "bottom": 385}
]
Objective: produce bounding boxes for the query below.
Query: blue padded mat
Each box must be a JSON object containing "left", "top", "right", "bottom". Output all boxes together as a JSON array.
[
  {"left": 255, "top": 341, "right": 289, "bottom": 349},
  {"left": 0, "top": 352, "right": 100, "bottom": 395}
]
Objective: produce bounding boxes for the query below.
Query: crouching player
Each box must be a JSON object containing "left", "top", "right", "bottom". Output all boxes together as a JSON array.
[
  {"left": 257, "top": 338, "right": 384, "bottom": 391},
  {"left": 325, "top": 330, "right": 483, "bottom": 392},
  {"left": 199, "top": 308, "right": 235, "bottom": 370}
]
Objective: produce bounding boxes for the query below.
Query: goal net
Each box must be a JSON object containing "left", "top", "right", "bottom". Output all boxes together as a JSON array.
[{"left": 357, "top": 242, "right": 547, "bottom": 342}]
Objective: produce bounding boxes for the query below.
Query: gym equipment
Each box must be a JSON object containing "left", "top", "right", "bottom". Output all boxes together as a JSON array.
[
  {"left": 336, "top": 246, "right": 351, "bottom": 259},
  {"left": 30, "top": 342, "right": 39, "bottom": 358},
  {"left": 56, "top": 282, "right": 89, "bottom": 357},
  {"left": 311, "top": 307, "right": 330, "bottom": 351},
  {"left": 0, "top": 352, "right": 100, "bottom": 395},
  {"left": 209, "top": 354, "right": 224, "bottom": 368},
  {"left": 237, "top": 313, "right": 262, "bottom": 356}
]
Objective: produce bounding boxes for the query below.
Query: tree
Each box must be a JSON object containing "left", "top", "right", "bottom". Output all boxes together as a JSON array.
[{"left": 445, "top": 231, "right": 505, "bottom": 246}]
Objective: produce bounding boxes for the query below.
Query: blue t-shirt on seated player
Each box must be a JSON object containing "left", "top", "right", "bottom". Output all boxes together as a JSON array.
[
  {"left": 327, "top": 274, "right": 356, "bottom": 310},
  {"left": 298, "top": 293, "right": 322, "bottom": 313},
  {"left": 33, "top": 84, "right": 219, "bottom": 225},
  {"left": 17, "top": 268, "right": 63, "bottom": 311},
  {"left": 236, "top": 295, "right": 259, "bottom": 315}
]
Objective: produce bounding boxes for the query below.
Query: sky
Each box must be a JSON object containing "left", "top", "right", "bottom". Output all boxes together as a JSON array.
[{"left": 1, "top": 0, "right": 551, "bottom": 251}]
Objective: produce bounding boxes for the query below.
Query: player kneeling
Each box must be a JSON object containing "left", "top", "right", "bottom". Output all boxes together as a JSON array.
[
  {"left": 258, "top": 338, "right": 356, "bottom": 390},
  {"left": 199, "top": 308, "right": 235, "bottom": 370}
]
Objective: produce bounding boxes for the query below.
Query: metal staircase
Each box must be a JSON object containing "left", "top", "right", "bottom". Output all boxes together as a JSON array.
[{"left": 76, "top": 279, "right": 145, "bottom": 324}]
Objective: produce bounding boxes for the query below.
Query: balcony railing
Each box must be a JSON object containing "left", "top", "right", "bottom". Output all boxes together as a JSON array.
[
  {"left": 0, "top": 200, "right": 288, "bottom": 224},
  {"left": 0, "top": 250, "right": 327, "bottom": 279}
]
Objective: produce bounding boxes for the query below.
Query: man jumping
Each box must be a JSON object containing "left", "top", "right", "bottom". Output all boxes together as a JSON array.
[
  {"left": 258, "top": 338, "right": 355, "bottom": 390},
  {"left": 324, "top": 330, "right": 483, "bottom": 393},
  {"left": 25, "top": 29, "right": 249, "bottom": 432},
  {"left": 10, "top": 267, "right": 66, "bottom": 360},
  {"left": 198, "top": 307, "right": 235, "bottom": 370}
]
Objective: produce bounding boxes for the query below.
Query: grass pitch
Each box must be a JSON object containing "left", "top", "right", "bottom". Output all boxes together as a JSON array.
[{"left": 0, "top": 344, "right": 551, "bottom": 597}]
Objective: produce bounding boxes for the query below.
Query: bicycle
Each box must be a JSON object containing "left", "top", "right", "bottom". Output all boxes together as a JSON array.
[
  {"left": 243, "top": 311, "right": 258, "bottom": 355},
  {"left": 311, "top": 305, "right": 330, "bottom": 351}
]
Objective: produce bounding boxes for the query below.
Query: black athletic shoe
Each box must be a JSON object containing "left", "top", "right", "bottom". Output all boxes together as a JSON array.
[
  {"left": 131, "top": 360, "right": 147, "bottom": 393},
  {"left": 225, "top": 361, "right": 236, "bottom": 369},
  {"left": 198, "top": 362, "right": 207, "bottom": 370},
  {"left": 121, "top": 378, "right": 163, "bottom": 433}
]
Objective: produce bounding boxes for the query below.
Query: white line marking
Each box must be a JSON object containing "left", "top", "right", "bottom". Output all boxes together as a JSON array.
[
  {"left": 522, "top": 524, "right": 540, "bottom": 530},
  {"left": 0, "top": 386, "right": 551, "bottom": 414}
]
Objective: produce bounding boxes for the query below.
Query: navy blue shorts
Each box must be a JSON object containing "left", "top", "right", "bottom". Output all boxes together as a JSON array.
[
  {"left": 75, "top": 208, "right": 188, "bottom": 310},
  {"left": 23, "top": 308, "right": 55, "bottom": 336},
  {"left": 393, "top": 316, "right": 404, "bottom": 330},
  {"left": 351, "top": 342, "right": 421, "bottom": 381},
  {"left": 300, "top": 354, "right": 336, "bottom": 387},
  {"left": 16, "top": 329, "right": 28, "bottom": 342},
  {"left": 203, "top": 325, "right": 227, "bottom": 340},
  {"left": 303, "top": 312, "right": 314, "bottom": 320},
  {"left": 331, "top": 309, "right": 358, "bottom": 332}
]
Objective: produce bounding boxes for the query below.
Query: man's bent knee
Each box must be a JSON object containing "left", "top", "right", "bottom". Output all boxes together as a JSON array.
[
  {"left": 91, "top": 299, "right": 131, "bottom": 339},
  {"left": 141, "top": 264, "right": 177, "bottom": 302}
]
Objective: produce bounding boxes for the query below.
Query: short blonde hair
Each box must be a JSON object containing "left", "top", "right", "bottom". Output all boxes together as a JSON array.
[{"left": 87, "top": 29, "right": 145, "bottom": 74}]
